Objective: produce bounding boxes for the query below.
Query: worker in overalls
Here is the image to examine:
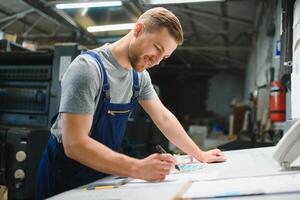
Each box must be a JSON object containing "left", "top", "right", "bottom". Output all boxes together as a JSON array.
[{"left": 36, "top": 7, "right": 226, "bottom": 199}]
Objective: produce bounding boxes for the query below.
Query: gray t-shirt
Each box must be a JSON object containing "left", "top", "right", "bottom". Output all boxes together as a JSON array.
[{"left": 51, "top": 44, "right": 157, "bottom": 142}]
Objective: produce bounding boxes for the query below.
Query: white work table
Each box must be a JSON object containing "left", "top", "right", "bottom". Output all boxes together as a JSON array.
[{"left": 49, "top": 147, "right": 300, "bottom": 200}]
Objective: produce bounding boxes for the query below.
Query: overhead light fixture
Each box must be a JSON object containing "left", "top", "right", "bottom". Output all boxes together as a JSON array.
[
  {"left": 87, "top": 23, "right": 135, "bottom": 32},
  {"left": 56, "top": 1, "right": 122, "bottom": 9},
  {"left": 142, "top": 0, "right": 224, "bottom": 5}
]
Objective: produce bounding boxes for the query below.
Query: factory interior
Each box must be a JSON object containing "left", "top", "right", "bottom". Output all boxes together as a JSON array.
[{"left": 0, "top": 0, "right": 300, "bottom": 199}]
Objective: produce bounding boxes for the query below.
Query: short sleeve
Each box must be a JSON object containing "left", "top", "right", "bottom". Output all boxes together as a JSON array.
[
  {"left": 138, "top": 70, "right": 157, "bottom": 101},
  {"left": 59, "top": 55, "right": 101, "bottom": 114}
]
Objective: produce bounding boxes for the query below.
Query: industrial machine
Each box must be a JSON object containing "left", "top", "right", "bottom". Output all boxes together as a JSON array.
[
  {"left": 0, "top": 126, "right": 49, "bottom": 199},
  {"left": 0, "top": 42, "right": 80, "bottom": 199}
]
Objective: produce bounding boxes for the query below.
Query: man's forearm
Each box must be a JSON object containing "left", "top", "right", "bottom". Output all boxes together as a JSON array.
[
  {"left": 153, "top": 109, "right": 204, "bottom": 160},
  {"left": 64, "top": 136, "right": 139, "bottom": 178}
]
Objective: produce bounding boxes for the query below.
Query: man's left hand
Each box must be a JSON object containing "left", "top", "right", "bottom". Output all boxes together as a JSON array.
[{"left": 200, "top": 149, "right": 227, "bottom": 163}]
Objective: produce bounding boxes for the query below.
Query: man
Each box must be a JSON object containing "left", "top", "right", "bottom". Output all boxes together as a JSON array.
[{"left": 36, "top": 7, "right": 226, "bottom": 199}]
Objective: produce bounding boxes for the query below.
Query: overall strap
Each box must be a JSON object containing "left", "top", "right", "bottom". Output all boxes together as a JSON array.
[
  {"left": 82, "top": 51, "right": 109, "bottom": 135},
  {"left": 49, "top": 51, "right": 110, "bottom": 129},
  {"left": 132, "top": 69, "right": 140, "bottom": 101},
  {"left": 82, "top": 50, "right": 110, "bottom": 99}
]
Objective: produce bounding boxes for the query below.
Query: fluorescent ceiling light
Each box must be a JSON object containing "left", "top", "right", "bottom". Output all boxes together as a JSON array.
[
  {"left": 143, "top": 0, "right": 224, "bottom": 5},
  {"left": 56, "top": 1, "right": 122, "bottom": 9},
  {"left": 87, "top": 23, "right": 135, "bottom": 32}
]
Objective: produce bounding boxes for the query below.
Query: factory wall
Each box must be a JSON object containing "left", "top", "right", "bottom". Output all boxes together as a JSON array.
[
  {"left": 206, "top": 73, "right": 244, "bottom": 118},
  {"left": 244, "top": 0, "right": 281, "bottom": 101}
]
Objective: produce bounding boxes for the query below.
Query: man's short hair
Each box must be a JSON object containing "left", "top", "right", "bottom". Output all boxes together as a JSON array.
[{"left": 137, "top": 7, "right": 183, "bottom": 45}]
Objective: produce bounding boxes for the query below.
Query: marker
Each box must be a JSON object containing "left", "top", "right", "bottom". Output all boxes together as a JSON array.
[
  {"left": 155, "top": 145, "right": 181, "bottom": 171},
  {"left": 84, "top": 185, "right": 120, "bottom": 190},
  {"left": 83, "top": 176, "right": 129, "bottom": 191}
]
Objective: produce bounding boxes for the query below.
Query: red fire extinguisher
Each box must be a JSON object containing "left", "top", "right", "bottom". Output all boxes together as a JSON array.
[{"left": 270, "top": 81, "right": 286, "bottom": 122}]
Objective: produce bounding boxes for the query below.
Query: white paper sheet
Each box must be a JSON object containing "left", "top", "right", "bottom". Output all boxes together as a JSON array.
[
  {"left": 49, "top": 181, "right": 189, "bottom": 200},
  {"left": 182, "top": 173, "right": 300, "bottom": 199}
]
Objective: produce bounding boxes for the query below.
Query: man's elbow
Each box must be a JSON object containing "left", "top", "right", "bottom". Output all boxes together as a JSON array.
[
  {"left": 63, "top": 139, "right": 86, "bottom": 160},
  {"left": 63, "top": 141, "right": 76, "bottom": 159}
]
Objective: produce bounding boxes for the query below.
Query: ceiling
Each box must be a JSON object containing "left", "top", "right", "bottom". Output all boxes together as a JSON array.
[{"left": 0, "top": 0, "right": 265, "bottom": 73}]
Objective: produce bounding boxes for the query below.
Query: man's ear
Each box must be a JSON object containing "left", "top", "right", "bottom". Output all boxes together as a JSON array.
[{"left": 134, "top": 23, "right": 144, "bottom": 37}]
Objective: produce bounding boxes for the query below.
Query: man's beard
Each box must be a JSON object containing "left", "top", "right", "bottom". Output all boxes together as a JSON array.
[{"left": 128, "top": 45, "right": 143, "bottom": 71}]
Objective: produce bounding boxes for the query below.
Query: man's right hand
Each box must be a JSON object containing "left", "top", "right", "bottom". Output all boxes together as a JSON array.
[{"left": 134, "top": 153, "right": 176, "bottom": 181}]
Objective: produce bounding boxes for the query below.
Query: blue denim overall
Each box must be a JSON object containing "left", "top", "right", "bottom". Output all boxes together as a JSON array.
[{"left": 36, "top": 51, "right": 140, "bottom": 199}]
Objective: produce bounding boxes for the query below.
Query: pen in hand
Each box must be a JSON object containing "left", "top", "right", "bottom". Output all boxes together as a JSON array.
[{"left": 155, "top": 145, "right": 180, "bottom": 171}]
